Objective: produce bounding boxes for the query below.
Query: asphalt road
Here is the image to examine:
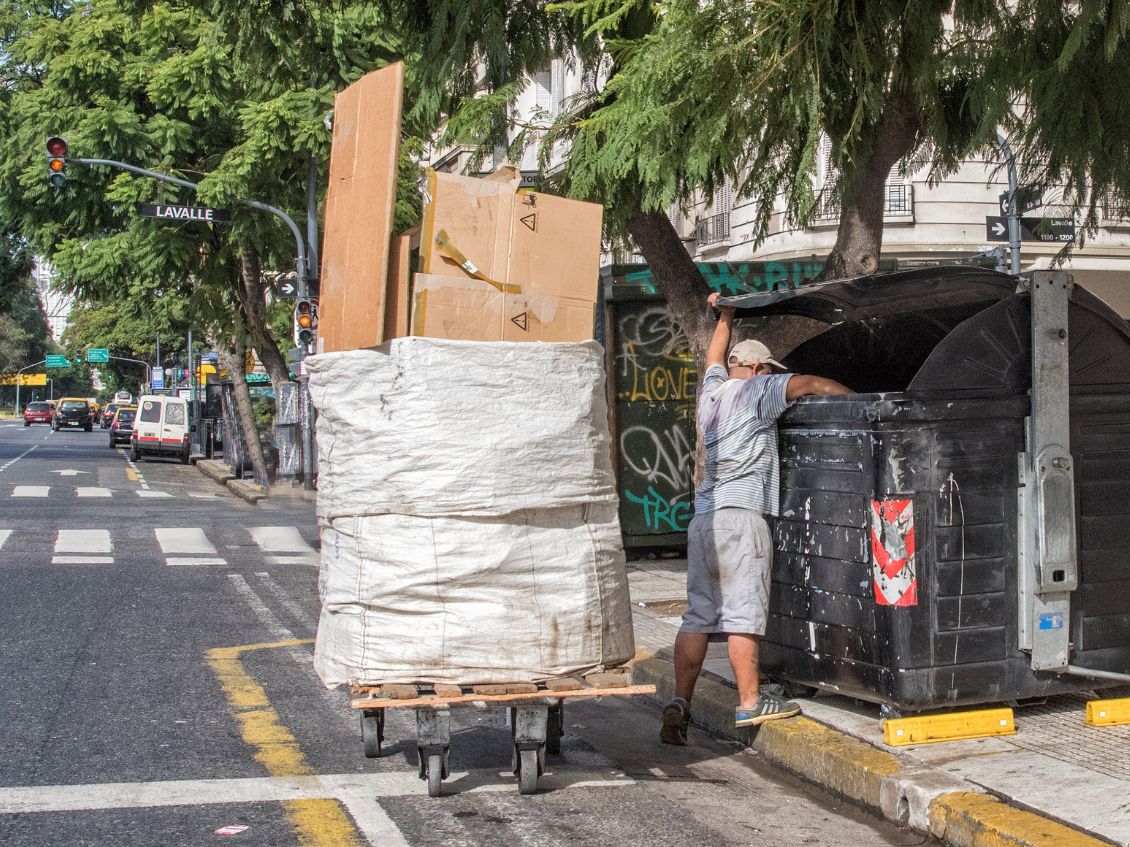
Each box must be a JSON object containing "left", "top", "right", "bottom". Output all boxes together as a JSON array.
[{"left": 0, "top": 420, "right": 933, "bottom": 846}]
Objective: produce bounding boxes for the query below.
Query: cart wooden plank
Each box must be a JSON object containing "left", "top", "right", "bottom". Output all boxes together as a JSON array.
[{"left": 350, "top": 683, "right": 655, "bottom": 710}]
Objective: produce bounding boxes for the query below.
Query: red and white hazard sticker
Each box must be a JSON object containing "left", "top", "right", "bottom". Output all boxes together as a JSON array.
[{"left": 870, "top": 498, "right": 918, "bottom": 607}]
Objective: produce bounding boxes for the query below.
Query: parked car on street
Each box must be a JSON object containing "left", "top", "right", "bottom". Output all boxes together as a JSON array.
[
  {"left": 53, "top": 398, "right": 94, "bottom": 432},
  {"left": 108, "top": 406, "right": 136, "bottom": 447},
  {"left": 23, "top": 401, "right": 53, "bottom": 426}
]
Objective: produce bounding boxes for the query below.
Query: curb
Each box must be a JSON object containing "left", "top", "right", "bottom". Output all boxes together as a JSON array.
[
  {"left": 630, "top": 654, "right": 1111, "bottom": 847},
  {"left": 225, "top": 478, "right": 267, "bottom": 504},
  {"left": 196, "top": 459, "right": 236, "bottom": 485}
]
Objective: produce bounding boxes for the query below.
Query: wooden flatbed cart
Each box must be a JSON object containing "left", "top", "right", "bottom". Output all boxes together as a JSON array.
[{"left": 351, "top": 668, "right": 656, "bottom": 796}]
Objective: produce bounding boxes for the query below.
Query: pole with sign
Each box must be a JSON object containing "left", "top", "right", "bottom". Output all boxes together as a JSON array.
[
  {"left": 86, "top": 348, "right": 110, "bottom": 364},
  {"left": 14, "top": 359, "right": 46, "bottom": 415}
]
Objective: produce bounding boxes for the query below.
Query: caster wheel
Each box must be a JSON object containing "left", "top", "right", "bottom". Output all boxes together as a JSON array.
[
  {"left": 546, "top": 705, "right": 563, "bottom": 755},
  {"left": 426, "top": 752, "right": 444, "bottom": 797},
  {"left": 517, "top": 748, "right": 541, "bottom": 795},
  {"left": 360, "top": 711, "right": 384, "bottom": 758}
]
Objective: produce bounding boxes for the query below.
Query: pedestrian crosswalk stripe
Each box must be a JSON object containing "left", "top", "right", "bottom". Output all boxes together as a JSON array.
[
  {"left": 53, "top": 529, "right": 112, "bottom": 565},
  {"left": 76, "top": 487, "right": 112, "bottom": 498},
  {"left": 248, "top": 527, "right": 319, "bottom": 566},
  {"left": 156, "top": 527, "right": 226, "bottom": 566},
  {"left": 137, "top": 490, "right": 173, "bottom": 498},
  {"left": 12, "top": 486, "right": 49, "bottom": 498},
  {"left": 0, "top": 530, "right": 10, "bottom": 550}
]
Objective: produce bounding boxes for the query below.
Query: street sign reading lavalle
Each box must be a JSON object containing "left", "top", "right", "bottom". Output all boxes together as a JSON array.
[
  {"left": 85, "top": 348, "right": 109, "bottom": 363},
  {"left": 135, "top": 203, "right": 231, "bottom": 223},
  {"left": 985, "top": 216, "right": 1075, "bottom": 243}
]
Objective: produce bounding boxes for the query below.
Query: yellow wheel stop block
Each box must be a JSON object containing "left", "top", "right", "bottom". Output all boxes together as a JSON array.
[
  {"left": 1085, "top": 697, "right": 1130, "bottom": 727},
  {"left": 883, "top": 707, "right": 1016, "bottom": 746}
]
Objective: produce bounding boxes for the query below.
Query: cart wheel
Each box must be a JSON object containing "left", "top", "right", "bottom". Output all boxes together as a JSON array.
[
  {"left": 546, "top": 704, "right": 563, "bottom": 755},
  {"left": 426, "top": 752, "right": 444, "bottom": 797},
  {"left": 360, "top": 710, "right": 384, "bottom": 758},
  {"left": 517, "top": 747, "right": 541, "bottom": 795}
]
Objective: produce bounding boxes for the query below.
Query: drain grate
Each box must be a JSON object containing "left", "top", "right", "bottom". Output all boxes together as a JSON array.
[{"left": 1008, "top": 687, "right": 1130, "bottom": 781}]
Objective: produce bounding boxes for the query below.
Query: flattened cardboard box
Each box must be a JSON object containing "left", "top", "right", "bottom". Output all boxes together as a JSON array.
[
  {"left": 411, "top": 273, "right": 597, "bottom": 342},
  {"left": 419, "top": 167, "right": 604, "bottom": 330},
  {"left": 317, "top": 62, "right": 404, "bottom": 353}
]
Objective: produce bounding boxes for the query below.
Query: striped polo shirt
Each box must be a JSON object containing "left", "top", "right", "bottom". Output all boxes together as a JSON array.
[{"left": 694, "top": 365, "right": 793, "bottom": 516}]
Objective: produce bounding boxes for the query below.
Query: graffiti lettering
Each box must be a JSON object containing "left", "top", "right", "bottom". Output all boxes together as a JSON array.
[
  {"left": 625, "top": 486, "right": 693, "bottom": 532},
  {"left": 620, "top": 342, "right": 698, "bottom": 402},
  {"left": 621, "top": 424, "right": 695, "bottom": 491},
  {"left": 617, "top": 306, "right": 689, "bottom": 358},
  {"left": 620, "top": 261, "right": 822, "bottom": 296}
]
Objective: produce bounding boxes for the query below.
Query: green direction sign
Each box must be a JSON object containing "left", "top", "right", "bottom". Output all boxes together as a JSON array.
[
  {"left": 45, "top": 354, "right": 69, "bottom": 368},
  {"left": 86, "top": 348, "right": 110, "bottom": 363}
]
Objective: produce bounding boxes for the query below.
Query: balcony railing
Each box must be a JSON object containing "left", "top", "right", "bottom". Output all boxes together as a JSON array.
[
  {"left": 814, "top": 182, "right": 914, "bottom": 222},
  {"left": 694, "top": 212, "right": 731, "bottom": 246}
]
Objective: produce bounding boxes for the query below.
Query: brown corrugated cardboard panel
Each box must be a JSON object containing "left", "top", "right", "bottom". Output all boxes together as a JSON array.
[
  {"left": 419, "top": 166, "right": 604, "bottom": 302},
  {"left": 317, "top": 62, "right": 404, "bottom": 353},
  {"left": 410, "top": 273, "right": 597, "bottom": 342},
  {"left": 383, "top": 229, "right": 415, "bottom": 341}
]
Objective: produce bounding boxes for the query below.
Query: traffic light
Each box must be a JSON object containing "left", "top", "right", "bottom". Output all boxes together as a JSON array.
[
  {"left": 45, "top": 136, "right": 67, "bottom": 188},
  {"left": 294, "top": 298, "right": 319, "bottom": 351}
]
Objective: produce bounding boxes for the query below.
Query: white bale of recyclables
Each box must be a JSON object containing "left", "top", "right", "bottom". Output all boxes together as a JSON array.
[{"left": 305, "top": 338, "right": 636, "bottom": 687}]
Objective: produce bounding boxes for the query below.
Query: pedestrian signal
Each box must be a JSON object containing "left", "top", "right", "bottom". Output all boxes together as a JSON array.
[{"left": 46, "top": 136, "right": 68, "bottom": 188}]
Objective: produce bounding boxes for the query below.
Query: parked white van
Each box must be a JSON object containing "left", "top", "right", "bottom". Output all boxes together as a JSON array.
[{"left": 131, "top": 394, "right": 190, "bottom": 463}]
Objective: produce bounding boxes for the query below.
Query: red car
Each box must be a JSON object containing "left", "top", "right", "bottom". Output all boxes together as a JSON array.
[{"left": 23, "top": 401, "right": 53, "bottom": 426}]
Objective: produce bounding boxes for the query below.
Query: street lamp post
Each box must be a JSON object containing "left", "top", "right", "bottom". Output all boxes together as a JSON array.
[
  {"left": 14, "top": 360, "right": 46, "bottom": 415},
  {"left": 47, "top": 378, "right": 53, "bottom": 401}
]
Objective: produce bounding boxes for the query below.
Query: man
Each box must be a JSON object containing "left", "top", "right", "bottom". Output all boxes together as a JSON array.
[{"left": 661, "top": 292, "right": 852, "bottom": 745}]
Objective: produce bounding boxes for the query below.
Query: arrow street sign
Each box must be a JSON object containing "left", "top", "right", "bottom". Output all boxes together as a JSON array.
[
  {"left": 45, "top": 354, "right": 69, "bottom": 368},
  {"left": 276, "top": 275, "right": 298, "bottom": 300},
  {"left": 135, "top": 203, "right": 232, "bottom": 224},
  {"left": 985, "top": 216, "right": 1076, "bottom": 243},
  {"left": 999, "top": 185, "right": 1044, "bottom": 216},
  {"left": 86, "top": 348, "right": 110, "bottom": 363}
]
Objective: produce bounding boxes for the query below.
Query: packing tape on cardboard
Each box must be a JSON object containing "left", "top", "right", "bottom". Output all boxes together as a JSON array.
[{"left": 434, "top": 229, "right": 523, "bottom": 295}]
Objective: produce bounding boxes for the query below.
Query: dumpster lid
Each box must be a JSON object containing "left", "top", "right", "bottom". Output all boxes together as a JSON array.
[{"left": 717, "top": 266, "right": 1019, "bottom": 323}]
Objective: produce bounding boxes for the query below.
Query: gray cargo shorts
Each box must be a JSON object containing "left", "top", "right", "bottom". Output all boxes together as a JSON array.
[{"left": 681, "top": 508, "right": 773, "bottom": 636}]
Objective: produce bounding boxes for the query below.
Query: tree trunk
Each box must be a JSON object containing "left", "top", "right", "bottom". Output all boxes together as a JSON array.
[
  {"left": 219, "top": 341, "right": 271, "bottom": 488},
  {"left": 818, "top": 92, "right": 921, "bottom": 282},
  {"left": 625, "top": 209, "right": 715, "bottom": 361},
  {"left": 236, "top": 250, "right": 291, "bottom": 389}
]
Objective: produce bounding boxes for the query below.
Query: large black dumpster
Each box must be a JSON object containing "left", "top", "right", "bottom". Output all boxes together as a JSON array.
[{"left": 722, "top": 266, "right": 1130, "bottom": 711}]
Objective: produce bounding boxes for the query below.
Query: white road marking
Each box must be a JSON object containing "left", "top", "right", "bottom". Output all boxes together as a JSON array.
[
  {"left": 51, "top": 469, "right": 88, "bottom": 476},
  {"left": 228, "top": 572, "right": 297, "bottom": 642},
  {"left": 254, "top": 572, "right": 318, "bottom": 629},
  {"left": 12, "top": 486, "right": 49, "bottom": 498},
  {"left": 0, "top": 445, "right": 38, "bottom": 473},
  {"left": 249, "top": 526, "right": 319, "bottom": 566},
  {"left": 156, "top": 527, "right": 225, "bottom": 566},
  {"left": 188, "top": 493, "right": 218, "bottom": 499},
  {"left": 122, "top": 450, "right": 150, "bottom": 489},
  {"left": 0, "top": 530, "right": 11, "bottom": 550},
  {"left": 76, "top": 487, "right": 112, "bottom": 498},
  {"left": 137, "top": 490, "right": 173, "bottom": 498},
  {"left": 53, "top": 529, "right": 112, "bottom": 565}
]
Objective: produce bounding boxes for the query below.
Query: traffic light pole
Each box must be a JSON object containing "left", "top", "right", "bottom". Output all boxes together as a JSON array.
[
  {"left": 71, "top": 156, "right": 317, "bottom": 490},
  {"left": 14, "top": 359, "right": 47, "bottom": 415}
]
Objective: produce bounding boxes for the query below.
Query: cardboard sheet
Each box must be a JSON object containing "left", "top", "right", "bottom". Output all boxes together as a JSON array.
[
  {"left": 415, "top": 168, "right": 604, "bottom": 342},
  {"left": 317, "top": 62, "right": 404, "bottom": 353}
]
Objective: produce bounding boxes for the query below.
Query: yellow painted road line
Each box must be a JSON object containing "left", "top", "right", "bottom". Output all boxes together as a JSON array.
[
  {"left": 126, "top": 468, "right": 139, "bottom": 481},
  {"left": 206, "top": 639, "right": 361, "bottom": 847}
]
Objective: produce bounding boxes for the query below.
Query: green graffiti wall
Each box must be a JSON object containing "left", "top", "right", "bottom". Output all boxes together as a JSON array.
[{"left": 605, "top": 261, "right": 823, "bottom": 548}]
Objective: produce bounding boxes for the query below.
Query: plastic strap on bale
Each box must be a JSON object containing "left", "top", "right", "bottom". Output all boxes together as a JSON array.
[{"left": 434, "top": 229, "right": 522, "bottom": 294}]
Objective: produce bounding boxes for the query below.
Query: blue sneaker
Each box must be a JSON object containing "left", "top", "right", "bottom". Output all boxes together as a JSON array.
[{"left": 735, "top": 694, "right": 801, "bottom": 727}]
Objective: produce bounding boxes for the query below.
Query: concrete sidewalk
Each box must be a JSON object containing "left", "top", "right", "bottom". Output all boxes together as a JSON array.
[
  {"left": 194, "top": 458, "right": 316, "bottom": 504},
  {"left": 627, "top": 556, "right": 1130, "bottom": 847}
]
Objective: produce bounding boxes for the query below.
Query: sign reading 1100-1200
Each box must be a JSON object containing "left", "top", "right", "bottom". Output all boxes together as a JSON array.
[{"left": 135, "top": 203, "right": 231, "bottom": 224}]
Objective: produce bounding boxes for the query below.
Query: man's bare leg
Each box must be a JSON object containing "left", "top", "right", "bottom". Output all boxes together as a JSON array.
[
  {"left": 673, "top": 631, "right": 709, "bottom": 704},
  {"left": 727, "top": 633, "right": 760, "bottom": 707}
]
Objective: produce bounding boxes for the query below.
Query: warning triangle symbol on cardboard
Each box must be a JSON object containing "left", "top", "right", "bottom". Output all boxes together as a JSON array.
[
  {"left": 511, "top": 312, "right": 529, "bottom": 332},
  {"left": 520, "top": 213, "right": 537, "bottom": 232}
]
